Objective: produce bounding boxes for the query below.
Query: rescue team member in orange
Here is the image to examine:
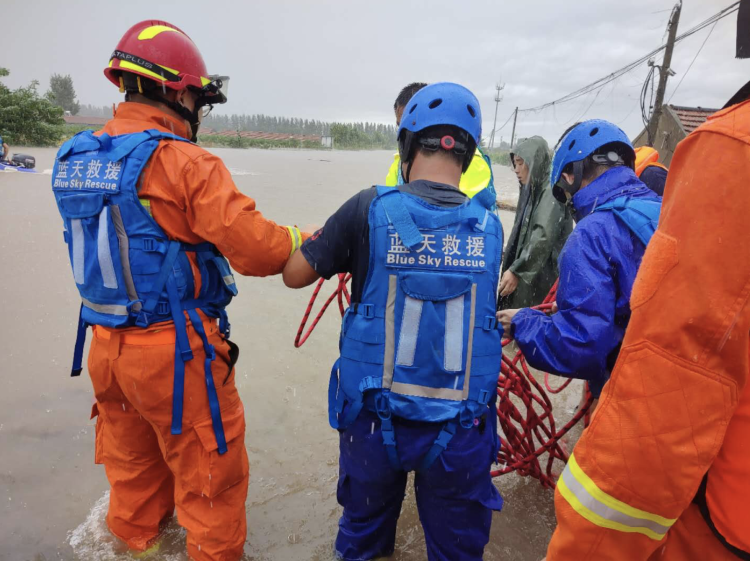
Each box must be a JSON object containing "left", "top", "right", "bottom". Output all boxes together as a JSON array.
[
  {"left": 545, "top": 4, "right": 750, "bottom": 559},
  {"left": 57, "top": 21, "right": 304, "bottom": 561},
  {"left": 634, "top": 146, "right": 668, "bottom": 196}
]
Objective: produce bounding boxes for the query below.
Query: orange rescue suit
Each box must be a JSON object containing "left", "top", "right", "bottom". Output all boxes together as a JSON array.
[
  {"left": 87, "top": 103, "right": 299, "bottom": 561},
  {"left": 547, "top": 99, "right": 750, "bottom": 560},
  {"left": 634, "top": 146, "right": 668, "bottom": 176}
]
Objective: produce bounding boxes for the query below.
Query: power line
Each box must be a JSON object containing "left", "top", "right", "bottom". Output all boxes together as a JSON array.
[
  {"left": 668, "top": 21, "right": 719, "bottom": 102},
  {"left": 488, "top": 109, "right": 516, "bottom": 137},
  {"left": 517, "top": 2, "right": 738, "bottom": 115}
]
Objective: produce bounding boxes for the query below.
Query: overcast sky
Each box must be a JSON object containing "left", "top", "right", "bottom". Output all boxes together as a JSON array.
[{"left": 1, "top": 0, "right": 746, "bottom": 144}]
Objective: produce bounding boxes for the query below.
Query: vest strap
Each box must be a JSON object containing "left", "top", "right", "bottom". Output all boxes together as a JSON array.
[
  {"left": 136, "top": 240, "right": 182, "bottom": 326},
  {"left": 380, "top": 416, "right": 403, "bottom": 471},
  {"left": 71, "top": 304, "right": 88, "bottom": 377},
  {"left": 376, "top": 186, "right": 424, "bottom": 250},
  {"left": 187, "top": 309, "right": 228, "bottom": 455},
  {"left": 418, "top": 420, "right": 457, "bottom": 472},
  {"left": 167, "top": 276, "right": 194, "bottom": 436}
]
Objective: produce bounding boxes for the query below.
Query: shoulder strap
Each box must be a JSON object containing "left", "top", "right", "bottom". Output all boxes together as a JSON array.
[
  {"left": 595, "top": 196, "right": 661, "bottom": 247},
  {"left": 57, "top": 129, "right": 189, "bottom": 162},
  {"left": 376, "top": 185, "right": 424, "bottom": 250}
]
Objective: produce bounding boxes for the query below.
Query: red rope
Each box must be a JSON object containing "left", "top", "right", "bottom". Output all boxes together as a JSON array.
[
  {"left": 294, "top": 273, "right": 351, "bottom": 348},
  {"left": 494, "top": 280, "right": 592, "bottom": 488},
  {"left": 294, "top": 276, "right": 591, "bottom": 488}
]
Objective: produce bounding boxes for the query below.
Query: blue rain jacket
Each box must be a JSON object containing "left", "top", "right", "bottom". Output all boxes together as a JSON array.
[{"left": 511, "top": 166, "right": 661, "bottom": 396}]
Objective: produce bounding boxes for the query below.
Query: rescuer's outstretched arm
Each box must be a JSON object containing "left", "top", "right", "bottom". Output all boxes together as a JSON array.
[
  {"left": 182, "top": 153, "right": 303, "bottom": 277},
  {"left": 546, "top": 128, "right": 750, "bottom": 560},
  {"left": 511, "top": 223, "right": 618, "bottom": 392}
]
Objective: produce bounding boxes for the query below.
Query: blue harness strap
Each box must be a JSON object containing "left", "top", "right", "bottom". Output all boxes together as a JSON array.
[
  {"left": 136, "top": 240, "right": 182, "bottom": 327},
  {"left": 71, "top": 304, "right": 88, "bottom": 377},
  {"left": 187, "top": 308, "right": 227, "bottom": 455},
  {"left": 376, "top": 186, "right": 423, "bottom": 250},
  {"left": 595, "top": 196, "right": 661, "bottom": 247},
  {"left": 166, "top": 276, "right": 193, "bottom": 435},
  {"left": 379, "top": 416, "right": 403, "bottom": 471},
  {"left": 328, "top": 359, "right": 381, "bottom": 431},
  {"left": 418, "top": 420, "right": 457, "bottom": 472}
]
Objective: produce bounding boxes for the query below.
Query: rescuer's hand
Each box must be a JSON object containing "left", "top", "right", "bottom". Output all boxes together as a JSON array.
[
  {"left": 496, "top": 308, "right": 521, "bottom": 339},
  {"left": 499, "top": 270, "right": 519, "bottom": 297},
  {"left": 550, "top": 301, "right": 558, "bottom": 314}
]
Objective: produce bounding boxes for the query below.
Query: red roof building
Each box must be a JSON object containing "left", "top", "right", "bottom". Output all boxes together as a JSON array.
[{"left": 634, "top": 104, "right": 718, "bottom": 166}]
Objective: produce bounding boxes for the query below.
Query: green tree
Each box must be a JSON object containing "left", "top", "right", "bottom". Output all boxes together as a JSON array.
[
  {"left": 47, "top": 73, "right": 80, "bottom": 115},
  {"left": 0, "top": 68, "right": 65, "bottom": 146}
]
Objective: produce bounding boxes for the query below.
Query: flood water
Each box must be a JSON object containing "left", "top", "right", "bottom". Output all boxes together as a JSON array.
[{"left": 0, "top": 147, "right": 584, "bottom": 561}]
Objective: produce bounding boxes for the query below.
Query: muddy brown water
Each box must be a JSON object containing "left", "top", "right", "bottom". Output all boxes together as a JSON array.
[{"left": 0, "top": 148, "right": 584, "bottom": 561}]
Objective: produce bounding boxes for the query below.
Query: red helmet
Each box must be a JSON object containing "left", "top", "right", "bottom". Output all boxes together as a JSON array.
[{"left": 104, "top": 20, "right": 226, "bottom": 104}]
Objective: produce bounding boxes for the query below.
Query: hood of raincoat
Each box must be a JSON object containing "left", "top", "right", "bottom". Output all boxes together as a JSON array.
[
  {"left": 511, "top": 136, "right": 551, "bottom": 191},
  {"left": 505, "top": 136, "right": 553, "bottom": 266}
]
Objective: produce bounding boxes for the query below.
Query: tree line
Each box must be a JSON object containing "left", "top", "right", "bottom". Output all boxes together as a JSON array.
[{"left": 1, "top": 70, "right": 399, "bottom": 149}]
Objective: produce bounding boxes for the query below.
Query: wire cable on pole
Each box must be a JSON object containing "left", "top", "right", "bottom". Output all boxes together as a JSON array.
[
  {"left": 516, "top": 2, "right": 738, "bottom": 115},
  {"left": 668, "top": 21, "right": 719, "bottom": 103}
]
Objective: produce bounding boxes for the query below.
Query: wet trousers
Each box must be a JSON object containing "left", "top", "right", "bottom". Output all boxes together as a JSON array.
[
  {"left": 88, "top": 320, "right": 249, "bottom": 561},
  {"left": 335, "top": 409, "right": 504, "bottom": 561}
]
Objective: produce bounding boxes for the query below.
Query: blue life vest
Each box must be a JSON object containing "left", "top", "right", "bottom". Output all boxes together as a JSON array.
[
  {"left": 593, "top": 196, "right": 661, "bottom": 246},
  {"left": 52, "top": 129, "right": 238, "bottom": 454},
  {"left": 329, "top": 185, "right": 504, "bottom": 470},
  {"left": 0, "top": 135, "right": 4, "bottom": 158}
]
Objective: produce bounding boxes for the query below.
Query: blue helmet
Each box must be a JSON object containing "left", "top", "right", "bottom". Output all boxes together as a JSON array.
[
  {"left": 397, "top": 83, "right": 481, "bottom": 181},
  {"left": 550, "top": 120, "right": 635, "bottom": 202},
  {"left": 398, "top": 82, "right": 482, "bottom": 144}
]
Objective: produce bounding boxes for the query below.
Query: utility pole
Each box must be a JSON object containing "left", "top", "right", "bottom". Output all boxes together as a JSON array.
[
  {"left": 488, "top": 82, "right": 505, "bottom": 150},
  {"left": 648, "top": 1, "right": 682, "bottom": 146},
  {"left": 509, "top": 107, "right": 519, "bottom": 150}
]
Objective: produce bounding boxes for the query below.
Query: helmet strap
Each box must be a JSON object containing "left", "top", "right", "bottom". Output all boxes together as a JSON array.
[{"left": 560, "top": 160, "right": 584, "bottom": 200}]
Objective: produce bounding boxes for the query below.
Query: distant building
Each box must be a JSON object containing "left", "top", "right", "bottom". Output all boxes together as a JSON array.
[
  {"left": 633, "top": 105, "right": 718, "bottom": 166},
  {"left": 200, "top": 130, "right": 323, "bottom": 143},
  {"left": 63, "top": 115, "right": 109, "bottom": 127}
]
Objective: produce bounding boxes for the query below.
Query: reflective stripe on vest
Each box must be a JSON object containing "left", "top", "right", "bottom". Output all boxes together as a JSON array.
[{"left": 558, "top": 454, "right": 677, "bottom": 540}]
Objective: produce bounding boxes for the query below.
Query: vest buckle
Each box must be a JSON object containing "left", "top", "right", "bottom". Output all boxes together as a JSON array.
[
  {"left": 142, "top": 238, "right": 157, "bottom": 252},
  {"left": 359, "top": 303, "right": 374, "bottom": 319},
  {"left": 157, "top": 301, "right": 170, "bottom": 315},
  {"left": 483, "top": 315, "right": 497, "bottom": 331}
]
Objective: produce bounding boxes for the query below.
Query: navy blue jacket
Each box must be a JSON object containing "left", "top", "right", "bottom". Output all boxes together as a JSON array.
[{"left": 511, "top": 166, "right": 661, "bottom": 396}]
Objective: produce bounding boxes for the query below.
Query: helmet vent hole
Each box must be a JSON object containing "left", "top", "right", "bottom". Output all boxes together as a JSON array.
[
  {"left": 428, "top": 98, "right": 443, "bottom": 109},
  {"left": 408, "top": 104, "right": 418, "bottom": 115},
  {"left": 568, "top": 140, "right": 576, "bottom": 150},
  {"left": 589, "top": 127, "right": 599, "bottom": 137},
  {"left": 467, "top": 104, "right": 476, "bottom": 117}
]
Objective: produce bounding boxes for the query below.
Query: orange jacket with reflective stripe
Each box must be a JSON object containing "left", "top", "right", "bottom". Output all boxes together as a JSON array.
[
  {"left": 98, "top": 103, "right": 298, "bottom": 276},
  {"left": 547, "top": 99, "right": 750, "bottom": 559},
  {"left": 93, "top": 103, "right": 299, "bottom": 332}
]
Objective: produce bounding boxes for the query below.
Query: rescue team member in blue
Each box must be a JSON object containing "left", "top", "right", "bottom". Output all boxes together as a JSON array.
[
  {"left": 283, "top": 83, "right": 504, "bottom": 561},
  {"left": 497, "top": 120, "right": 662, "bottom": 398}
]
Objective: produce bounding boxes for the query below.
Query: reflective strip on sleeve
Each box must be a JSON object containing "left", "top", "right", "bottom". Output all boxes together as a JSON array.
[
  {"left": 286, "top": 226, "right": 302, "bottom": 256},
  {"left": 71, "top": 219, "right": 85, "bottom": 285},
  {"left": 444, "top": 294, "right": 465, "bottom": 372},
  {"left": 557, "top": 453, "right": 676, "bottom": 541},
  {"left": 97, "top": 207, "right": 119, "bottom": 289},
  {"left": 395, "top": 296, "right": 423, "bottom": 367}
]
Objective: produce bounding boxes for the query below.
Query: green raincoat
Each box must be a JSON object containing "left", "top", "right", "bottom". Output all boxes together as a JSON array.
[{"left": 499, "top": 136, "right": 573, "bottom": 310}]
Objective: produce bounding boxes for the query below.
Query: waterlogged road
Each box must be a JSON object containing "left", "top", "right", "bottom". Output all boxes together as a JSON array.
[{"left": 0, "top": 147, "right": 583, "bottom": 560}]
